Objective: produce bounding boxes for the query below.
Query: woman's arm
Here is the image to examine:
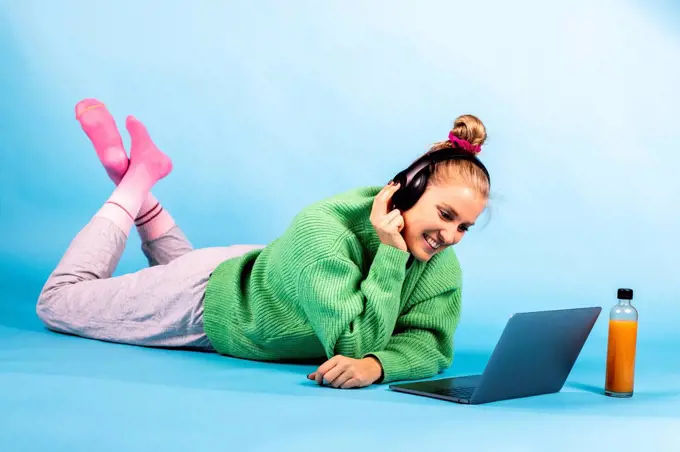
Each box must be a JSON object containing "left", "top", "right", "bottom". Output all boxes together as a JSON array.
[
  {"left": 365, "top": 286, "right": 462, "bottom": 384},
  {"left": 296, "top": 242, "right": 411, "bottom": 359}
]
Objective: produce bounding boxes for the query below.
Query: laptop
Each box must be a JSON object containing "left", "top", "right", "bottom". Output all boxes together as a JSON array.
[{"left": 389, "top": 306, "right": 602, "bottom": 405}]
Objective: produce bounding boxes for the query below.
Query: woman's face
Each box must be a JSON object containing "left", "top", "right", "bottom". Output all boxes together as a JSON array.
[{"left": 401, "top": 180, "right": 487, "bottom": 262}]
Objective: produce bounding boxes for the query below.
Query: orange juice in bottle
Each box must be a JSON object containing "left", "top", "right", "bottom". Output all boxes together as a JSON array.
[{"left": 605, "top": 288, "right": 638, "bottom": 397}]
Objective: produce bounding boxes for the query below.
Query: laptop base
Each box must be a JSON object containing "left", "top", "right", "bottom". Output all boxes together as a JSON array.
[{"left": 390, "top": 374, "right": 483, "bottom": 404}]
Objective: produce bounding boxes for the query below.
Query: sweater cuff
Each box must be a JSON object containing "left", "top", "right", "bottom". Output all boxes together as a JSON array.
[
  {"left": 363, "top": 349, "right": 411, "bottom": 384},
  {"left": 373, "top": 242, "right": 410, "bottom": 273}
]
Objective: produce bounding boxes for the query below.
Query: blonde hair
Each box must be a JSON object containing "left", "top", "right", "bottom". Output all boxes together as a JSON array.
[{"left": 427, "top": 114, "right": 489, "bottom": 199}]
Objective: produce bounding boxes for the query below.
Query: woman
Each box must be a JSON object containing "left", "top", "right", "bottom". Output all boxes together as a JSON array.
[{"left": 36, "top": 99, "right": 490, "bottom": 389}]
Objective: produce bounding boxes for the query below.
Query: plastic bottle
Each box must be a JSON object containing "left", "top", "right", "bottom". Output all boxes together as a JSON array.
[{"left": 604, "top": 288, "right": 638, "bottom": 397}]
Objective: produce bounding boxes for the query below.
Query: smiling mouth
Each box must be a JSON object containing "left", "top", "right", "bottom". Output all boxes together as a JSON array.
[{"left": 423, "top": 234, "right": 441, "bottom": 251}]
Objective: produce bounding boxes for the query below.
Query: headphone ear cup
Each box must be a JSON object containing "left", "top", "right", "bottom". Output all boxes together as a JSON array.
[
  {"left": 404, "top": 172, "right": 428, "bottom": 209},
  {"left": 391, "top": 171, "right": 426, "bottom": 211},
  {"left": 390, "top": 161, "right": 432, "bottom": 211},
  {"left": 390, "top": 171, "right": 409, "bottom": 211}
]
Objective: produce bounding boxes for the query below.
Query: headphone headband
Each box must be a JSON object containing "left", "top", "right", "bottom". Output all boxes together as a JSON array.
[
  {"left": 390, "top": 145, "right": 490, "bottom": 211},
  {"left": 400, "top": 147, "right": 490, "bottom": 187},
  {"left": 423, "top": 147, "right": 490, "bottom": 182}
]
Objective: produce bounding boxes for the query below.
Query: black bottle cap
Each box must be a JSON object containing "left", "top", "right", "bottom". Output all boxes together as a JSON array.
[{"left": 617, "top": 288, "right": 633, "bottom": 300}]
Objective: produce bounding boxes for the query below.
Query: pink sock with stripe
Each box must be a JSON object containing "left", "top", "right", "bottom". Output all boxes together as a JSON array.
[{"left": 76, "top": 99, "right": 177, "bottom": 241}]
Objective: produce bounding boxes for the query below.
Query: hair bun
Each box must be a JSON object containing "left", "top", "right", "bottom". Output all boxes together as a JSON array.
[{"left": 450, "top": 114, "right": 487, "bottom": 152}]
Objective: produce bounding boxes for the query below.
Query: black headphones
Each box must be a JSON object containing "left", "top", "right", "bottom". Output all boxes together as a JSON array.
[{"left": 390, "top": 146, "right": 490, "bottom": 211}]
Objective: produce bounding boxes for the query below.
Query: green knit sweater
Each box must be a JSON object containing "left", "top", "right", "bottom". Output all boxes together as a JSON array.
[{"left": 203, "top": 186, "right": 463, "bottom": 383}]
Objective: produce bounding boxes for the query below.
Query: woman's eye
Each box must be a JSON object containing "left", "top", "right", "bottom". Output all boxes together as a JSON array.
[{"left": 439, "top": 209, "right": 451, "bottom": 220}]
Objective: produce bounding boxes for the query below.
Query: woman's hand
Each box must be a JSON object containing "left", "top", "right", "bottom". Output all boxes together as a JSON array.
[
  {"left": 307, "top": 355, "right": 383, "bottom": 389},
  {"left": 370, "top": 182, "right": 407, "bottom": 252}
]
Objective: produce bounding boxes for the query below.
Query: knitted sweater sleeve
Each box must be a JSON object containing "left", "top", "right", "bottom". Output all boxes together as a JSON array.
[
  {"left": 296, "top": 242, "right": 411, "bottom": 359},
  {"left": 365, "top": 285, "right": 462, "bottom": 384}
]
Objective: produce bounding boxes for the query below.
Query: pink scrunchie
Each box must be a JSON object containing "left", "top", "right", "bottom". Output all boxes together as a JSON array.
[{"left": 448, "top": 131, "right": 481, "bottom": 154}]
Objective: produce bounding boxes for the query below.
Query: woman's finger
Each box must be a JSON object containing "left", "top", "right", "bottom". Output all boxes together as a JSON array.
[
  {"left": 331, "top": 369, "right": 355, "bottom": 389},
  {"left": 315, "top": 359, "right": 338, "bottom": 385},
  {"left": 371, "top": 184, "right": 394, "bottom": 217},
  {"left": 323, "top": 362, "right": 349, "bottom": 386},
  {"left": 380, "top": 209, "right": 401, "bottom": 226},
  {"left": 380, "top": 182, "right": 399, "bottom": 203},
  {"left": 381, "top": 211, "right": 403, "bottom": 232},
  {"left": 387, "top": 212, "right": 404, "bottom": 227},
  {"left": 396, "top": 215, "right": 404, "bottom": 232},
  {"left": 378, "top": 182, "right": 397, "bottom": 200},
  {"left": 340, "top": 377, "right": 362, "bottom": 389}
]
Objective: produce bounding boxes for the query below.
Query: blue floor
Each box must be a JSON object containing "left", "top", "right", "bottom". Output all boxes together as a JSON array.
[{"left": 2, "top": 279, "right": 679, "bottom": 451}]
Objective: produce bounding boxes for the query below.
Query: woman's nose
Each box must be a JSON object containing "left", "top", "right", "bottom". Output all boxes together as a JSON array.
[{"left": 439, "top": 227, "right": 461, "bottom": 246}]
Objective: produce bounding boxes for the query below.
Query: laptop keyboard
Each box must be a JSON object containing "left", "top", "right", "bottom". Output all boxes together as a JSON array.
[{"left": 433, "top": 386, "right": 475, "bottom": 399}]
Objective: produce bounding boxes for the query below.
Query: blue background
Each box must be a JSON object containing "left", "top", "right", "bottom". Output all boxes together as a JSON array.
[{"left": 1, "top": 1, "right": 679, "bottom": 450}]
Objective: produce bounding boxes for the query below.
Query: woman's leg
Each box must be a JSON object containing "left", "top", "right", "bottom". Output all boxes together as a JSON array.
[
  {"left": 75, "top": 98, "right": 188, "bottom": 264},
  {"left": 35, "top": 115, "right": 213, "bottom": 348},
  {"left": 140, "top": 226, "right": 194, "bottom": 266},
  {"left": 36, "top": 216, "right": 243, "bottom": 350}
]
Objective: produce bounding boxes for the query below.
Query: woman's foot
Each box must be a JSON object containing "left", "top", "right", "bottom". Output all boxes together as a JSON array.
[
  {"left": 124, "top": 115, "right": 173, "bottom": 185},
  {"left": 75, "top": 99, "right": 128, "bottom": 184},
  {"left": 75, "top": 98, "right": 177, "bottom": 240},
  {"left": 95, "top": 117, "right": 172, "bottom": 236}
]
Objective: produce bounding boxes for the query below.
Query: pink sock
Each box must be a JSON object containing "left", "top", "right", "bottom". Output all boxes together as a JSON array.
[
  {"left": 135, "top": 193, "right": 177, "bottom": 242},
  {"left": 76, "top": 99, "right": 176, "bottom": 239},
  {"left": 95, "top": 116, "right": 172, "bottom": 235},
  {"left": 75, "top": 99, "right": 129, "bottom": 184}
]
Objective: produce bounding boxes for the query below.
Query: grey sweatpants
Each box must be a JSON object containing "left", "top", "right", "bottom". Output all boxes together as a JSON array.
[{"left": 36, "top": 216, "right": 263, "bottom": 350}]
